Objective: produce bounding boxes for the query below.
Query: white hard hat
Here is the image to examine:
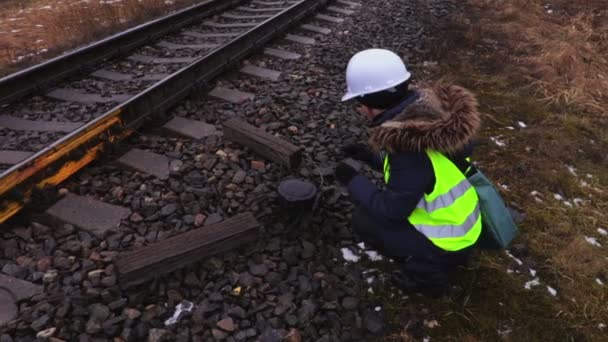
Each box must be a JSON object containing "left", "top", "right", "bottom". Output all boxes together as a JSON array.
[{"left": 342, "top": 49, "right": 411, "bottom": 101}]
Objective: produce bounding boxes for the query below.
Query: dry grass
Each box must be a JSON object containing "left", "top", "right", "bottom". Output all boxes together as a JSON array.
[
  {"left": 474, "top": 0, "right": 608, "bottom": 113},
  {"left": 383, "top": 0, "right": 608, "bottom": 340},
  {"left": 0, "top": 0, "right": 200, "bottom": 76}
]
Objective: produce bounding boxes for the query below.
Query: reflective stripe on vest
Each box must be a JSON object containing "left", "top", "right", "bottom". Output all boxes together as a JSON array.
[{"left": 382, "top": 150, "right": 481, "bottom": 251}]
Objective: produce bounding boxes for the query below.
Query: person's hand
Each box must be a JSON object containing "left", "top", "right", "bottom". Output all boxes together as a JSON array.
[
  {"left": 342, "top": 143, "right": 372, "bottom": 162},
  {"left": 335, "top": 162, "right": 358, "bottom": 185}
]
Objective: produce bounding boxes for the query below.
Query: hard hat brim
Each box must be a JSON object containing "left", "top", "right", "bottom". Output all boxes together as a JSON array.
[{"left": 341, "top": 71, "right": 411, "bottom": 102}]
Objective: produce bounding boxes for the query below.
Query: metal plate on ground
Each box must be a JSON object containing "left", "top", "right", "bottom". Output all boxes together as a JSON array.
[
  {"left": 300, "top": 24, "right": 331, "bottom": 34},
  {"left": 163, "top": 116, "right": 218, "bottom": 140},
  {"left": 0, "top": 151, "right": 34, "bottom": 165},
  {"left": 285, "top": 34, "right": 316, "bottom": 45},
  {"left": 47, "top": 88, "right": 132, "bottom": 104},
  {"left": 46, "top": 194, "right": 131, "bottom": 238},
  {"left": 117, "top": 148, "right": 171, "bottom": 180},
  {"left": 0, "top": 115, "right": 83, "bottom": 133},
  {"left": 263, "top": 48, "right": 301, "bottom": 60},
  {"left": 240, "top": 65, "right": 281, "bottom": 81},
  {"left": 208, "top": 86, "right": 255, "bottom": 104},
  {"left": 315, "top": 14, "right": 345, "bottom": 23}
]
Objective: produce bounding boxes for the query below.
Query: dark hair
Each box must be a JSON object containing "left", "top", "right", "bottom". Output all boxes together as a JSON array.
[{"left": 356, "top": 80, "right": 411, "bottom": 110}]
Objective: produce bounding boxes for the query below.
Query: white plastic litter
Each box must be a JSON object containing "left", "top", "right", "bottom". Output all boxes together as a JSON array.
[{"left": 164, "top": 301, "right": 194, "bottom": 326}]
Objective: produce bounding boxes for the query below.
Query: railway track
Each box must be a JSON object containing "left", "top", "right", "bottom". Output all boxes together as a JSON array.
[{"left": 0, "top": 0, "right": 362, "bottom": 224}]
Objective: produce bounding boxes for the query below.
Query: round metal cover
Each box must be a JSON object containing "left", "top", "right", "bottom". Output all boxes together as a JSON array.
[{"left": 277, "top": 179, "right": 317, "bottom": 202}]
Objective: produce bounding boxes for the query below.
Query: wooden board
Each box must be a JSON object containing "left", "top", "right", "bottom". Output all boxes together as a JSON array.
[
  {"left": 223, "top": 118, "right": 302, "bottom": 169},
  {"left": 115, "top": 212, "right": 259, "bottom": 288}
]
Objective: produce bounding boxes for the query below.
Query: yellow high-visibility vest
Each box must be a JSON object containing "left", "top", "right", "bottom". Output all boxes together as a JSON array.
[{"left": 383, "top": 150, "right": 481, "bottom": 251}]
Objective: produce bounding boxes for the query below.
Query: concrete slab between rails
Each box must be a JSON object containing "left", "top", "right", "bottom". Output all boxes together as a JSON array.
[
  {"left": 285, "top": 34, "right": 316, "bottom": 45},
  {"left": 203, "top": 21, "right": 257, "bottom": 29},
  {"left": 236, "top": 6, "right": 284, "bottom": 13},
  {"left": 128, "top": 54, "right": 198, "bottom": 64},
  {"left": 163, "top": 116, "right": 218, "bottom": 140},
  {"left": 221, "top": 13, "right": 273, "bottom": 20},
  {"left": 181, "top": 30, "right": 241, "bottom": 39},
  {"left": 208, "top": 86, "right": 255, "bottom": 104},
  {"left": 337, "top": 0, "right": 362, "bottom": 7},
  {"left": 156, "top": 41, "right": 219, "bottom": 50},
  {"left": 0, "top": 150, "right": 33, "bottom": 165},
  {"left": 0, "top": 274, "right": 43, "bottom": 327},
  {"left": 300, "top": 24, "right": 332, "bottom": 35},
  {"left": 327, "top": 5, "right": 355, "bottom": 15},
  {"left": 315, "top": 14, "right": 345, "bottom": 23},
  {"left": 263, "top": 48, "right": 301, "bottom": 60},
  {"left": 91, "top": 69, "right": 134, "bottom": 81},
  {"left": 117, "top": 148, "right": 171, "bottom": 180},
  {"left": 0, "top": 115, "right": 83, "bottom": 133},
  {"left": 46, "top": 193, "right": 131, "bottom": 238},
  {"left": 240, "top": 65, "right": 281, "bottom": 81},
  {"left": 46, "top": 88, "right": 132, "bottom": 104}
]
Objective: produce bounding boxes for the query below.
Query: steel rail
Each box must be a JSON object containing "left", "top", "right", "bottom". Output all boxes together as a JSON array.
[
  {"left": 0, "top": 0, "right": 244, "bottom": 106},
  {"left": 0, "top": 0, "right": 328, "bottom": 224}
]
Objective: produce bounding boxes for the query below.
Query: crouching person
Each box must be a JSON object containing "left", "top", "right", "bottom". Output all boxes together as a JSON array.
[{"left": 336, "top": 49, "right": 482, "bottom": 296}]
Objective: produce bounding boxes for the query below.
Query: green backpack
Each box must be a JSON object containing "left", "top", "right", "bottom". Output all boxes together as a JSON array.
[{"left": 467, "top": 169, "right": 519, "bottom": 249}]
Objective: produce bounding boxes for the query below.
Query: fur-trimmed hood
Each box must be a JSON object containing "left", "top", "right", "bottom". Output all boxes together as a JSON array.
[{"left": 369, "top": 83, "right": 481, "bottom": 154}]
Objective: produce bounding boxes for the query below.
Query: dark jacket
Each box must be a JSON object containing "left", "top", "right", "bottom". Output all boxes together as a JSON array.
[{"left": 346, "top": 83, "right": 481, "bottom": 229}]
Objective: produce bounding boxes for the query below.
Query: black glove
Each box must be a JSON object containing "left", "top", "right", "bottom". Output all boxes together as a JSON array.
[
  {"left": 335, "top": 162, "right": 358, "bottom": 185},
  {"left": 343, "top": 143, "right": 373, "bottom": 163}
]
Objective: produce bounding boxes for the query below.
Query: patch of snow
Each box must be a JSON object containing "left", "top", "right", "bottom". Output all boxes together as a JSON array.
[
  {"left": 374, "top": 306, "right": 382, "bottom": 312},
  {"left": 341, "top": 247, "right": 360, "bottom": 262},
  {"left": 524, "top": 278, "right": 540, "bottom": 290},
  {"left": 499, "top": 184, "right": 509, "bottom": 190},
  {"left": 563, "top": 201, "right": 573, "bottom": 208},
  {"left": 364, "top": 250, "right": 383, "bottom": 261},
  {"left": 424, "top": 320, "right": 440, "bottom": 328},
  {"left": 547, "top": 286, "right": 557, "bottom": 296},
  {"left": 595, "top": 278, "right": 604, "bottom": 286},
  {"left": 586, "top": 174, "right": 593, "bottom": 179},
  {"left": 566, "top": 165, "right": 577, "bottom": 176},
  {"left": 584, "top": 236, "right": 602, "bottom": 247},
  {"left": 517, "top": 121, "right": 527, "bottom": 128},
  {"left": 164, "top": 301, "right": 194, "bottom": 326},
  {"left": 597, "top": 228, "right": 607, "bottom": 236},
  {"left": 11, "top": 30, "right": 21, "bottom": 33},
  {"left": 599, "top": 323, "right": 606, "bottom": 330},
  {"left": 366, "top": 276, "right": 375, "bottom": 284},
  {"left": 530, "top": 190, "right": 540, "bottom": 196},
  {"left": 35, "top": 39, "right": 44, "bottom": 43},
  {"left": 506, "top": 126, "right": 515, "bottom": 130},
  {"left": 367, "top": 287, "right": 374, "bottom": 294},
  {"left": 573, "top": 198, "right": 584, "bottom": 206},
  {"left": 507, "top": 268, "right": 514, "bottom": 274},
  {"left": 490, "top": 136, "right": 506, "bottom": 147},
  {"left": 529, "top": 269, "right": 537, "bottom": 277},
  {"left": 357, "top": 242, "right": 366, "bottom": 250},
  {"left": 547, "top": 9, "right": 554, "bottom": 14},
  {"left": 505, "top": 250, "right": 523, "bottom": 265},
  {"left": 581, "top": 180, "right": 589, "bottom": 187},
  {"left": 553, "top": 193, "right": 564, "bottom": 201},
  {"left": 423, "top": 338, "right": 431, "bottom": 342}
]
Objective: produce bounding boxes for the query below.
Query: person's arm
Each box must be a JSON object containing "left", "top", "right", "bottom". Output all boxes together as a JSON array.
[{"left": 346, "top": 152, "right": 434, "bottom": 228}]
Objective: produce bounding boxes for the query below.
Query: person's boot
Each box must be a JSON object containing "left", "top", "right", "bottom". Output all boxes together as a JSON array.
[{"left": 390, "top": 270, "right": 450, "bottom": 297}]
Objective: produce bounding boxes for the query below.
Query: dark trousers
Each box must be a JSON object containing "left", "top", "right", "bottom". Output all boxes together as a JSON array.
[{"left": 351, "top": 206, "right": 471, "bottom": 280}]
